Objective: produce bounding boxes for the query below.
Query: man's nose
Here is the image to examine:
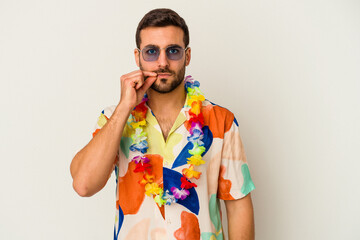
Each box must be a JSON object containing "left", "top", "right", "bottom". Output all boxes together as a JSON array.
[{"left": 157, "top": 49, "right": 169, "bottom": 68}]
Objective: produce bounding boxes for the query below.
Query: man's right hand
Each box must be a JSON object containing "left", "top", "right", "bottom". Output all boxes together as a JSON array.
[
  {"left": 70, "top": 70, "right": 158, "bottom": 197},
  {"left": 120, "top": 70, "right": 157, "bottom": 110}
]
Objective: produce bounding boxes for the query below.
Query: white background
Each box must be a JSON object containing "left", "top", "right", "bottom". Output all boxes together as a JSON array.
[{"left": 1, "top": 0, "right": 359, "bottom": 239}]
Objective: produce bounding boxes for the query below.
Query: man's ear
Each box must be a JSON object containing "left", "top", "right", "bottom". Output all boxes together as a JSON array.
[
  {"left": 185, "top": 47, "right": 191, "bottom": 66},
  {"left": 134, "top": 48, "right": 140, "bottom": 67}
]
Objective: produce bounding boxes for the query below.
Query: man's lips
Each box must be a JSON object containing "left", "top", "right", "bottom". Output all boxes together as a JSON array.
[{"left": 157, "top": 73, "right": 171, "bottom": 78}]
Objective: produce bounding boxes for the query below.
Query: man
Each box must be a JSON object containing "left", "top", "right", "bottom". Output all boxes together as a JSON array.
[{"left": 70, "top": 8, "right": 255, "bottom": 240}]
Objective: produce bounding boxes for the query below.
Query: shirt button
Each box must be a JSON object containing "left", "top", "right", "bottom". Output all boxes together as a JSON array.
[{"left": 166, "top": 219, "right": 171, "bottom": 225}]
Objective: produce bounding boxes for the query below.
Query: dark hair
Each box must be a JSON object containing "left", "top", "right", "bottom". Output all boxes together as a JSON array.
[{"left": 136, "top": 8, "right": 189, "bottom": 48}]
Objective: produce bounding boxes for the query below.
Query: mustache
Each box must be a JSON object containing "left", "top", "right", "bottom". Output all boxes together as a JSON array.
[{"left": 154, "top": 67, "right": 174, "bottom": 74}]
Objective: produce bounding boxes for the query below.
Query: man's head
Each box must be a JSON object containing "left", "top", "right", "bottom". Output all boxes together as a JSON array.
[
  {"left": 135, "top": 8, "right": 189, "bottom": 49},
  {"left": 134, "top": 8, "right": 191, "bottom": 94}
]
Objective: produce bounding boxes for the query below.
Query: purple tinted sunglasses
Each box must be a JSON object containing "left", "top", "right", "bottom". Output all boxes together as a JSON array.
[{"left": 137, "top": 45, "right": 188, "bottom": 62}]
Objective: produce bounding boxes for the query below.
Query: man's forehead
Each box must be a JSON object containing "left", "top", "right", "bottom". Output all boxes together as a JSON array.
[{"left": 139, "top": 26, "right": 185, "bottom": 48}]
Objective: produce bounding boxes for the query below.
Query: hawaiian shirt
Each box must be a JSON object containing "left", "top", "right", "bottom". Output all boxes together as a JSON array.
[{"left": 93, "top": 93, "right": 255, "bottom": 240}]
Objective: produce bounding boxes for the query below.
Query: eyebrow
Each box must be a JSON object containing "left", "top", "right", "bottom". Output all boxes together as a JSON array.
[
  {"left": 143, "top": 44, "right": 183, "bottom": 49},
  {"left": 167, "top": 44, "right": 182, "bottom": 48},
  {"left": 143, "top": 44, "right": 158, "bottom": 49}
]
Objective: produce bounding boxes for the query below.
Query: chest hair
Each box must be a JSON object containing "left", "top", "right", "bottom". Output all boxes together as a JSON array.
[{"left": 157, "top": 117, "right": 176, "bottom": 141}]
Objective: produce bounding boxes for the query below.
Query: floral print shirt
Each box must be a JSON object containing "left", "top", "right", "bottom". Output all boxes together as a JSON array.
[{"left": 93, "top": 94, "right": 255, "bottom": 240}]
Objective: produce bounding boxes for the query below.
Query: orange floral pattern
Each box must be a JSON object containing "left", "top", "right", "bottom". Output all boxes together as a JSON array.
[
  {"left": 217, "top": 165, "right": 235, "bottom": 200},
  {"left": 117, "top": 154, "right": 163, "bottom": 215},
  {"left": 174, "top": 211, "right": 201, "bottom": 240}
]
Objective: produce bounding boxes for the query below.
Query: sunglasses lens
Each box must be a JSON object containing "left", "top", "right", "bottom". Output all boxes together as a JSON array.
[
  {"left": 142, "top": 47, "right": 159, "bottom": 61},
  {"left": 166, "top": 47, "right": 183, "bottom": 60}
]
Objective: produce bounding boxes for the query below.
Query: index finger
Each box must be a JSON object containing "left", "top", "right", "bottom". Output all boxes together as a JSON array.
[{"left": 142, "top": 71, "right": 158, "bottom": 77}]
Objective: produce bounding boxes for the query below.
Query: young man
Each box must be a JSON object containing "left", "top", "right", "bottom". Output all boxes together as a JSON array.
[{"left": 70, "top": 8, "right": 255, "bottom": 240}]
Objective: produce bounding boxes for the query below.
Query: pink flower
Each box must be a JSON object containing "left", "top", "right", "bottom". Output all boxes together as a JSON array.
[
  {"left": 171, "top": 187, "right": 190, "bottom": 200},
  {"left": 132, "top": 155, "right": 150, "bottom": 164},
  {"left": 189, "top": 121, "right": 203, "bottom": 135}
]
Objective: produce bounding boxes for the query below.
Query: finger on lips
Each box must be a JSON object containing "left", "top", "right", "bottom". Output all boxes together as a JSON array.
[
  {"left": 142, "top": 71, "right": 158, "bottom": 77},
  {"left": 122, "top": 70, "right": 157, "bottom": 90}
]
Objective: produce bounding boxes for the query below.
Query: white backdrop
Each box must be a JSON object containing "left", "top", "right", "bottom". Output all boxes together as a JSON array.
[{"left": 1, "top": 0, "right": 359, "bottom": 239}]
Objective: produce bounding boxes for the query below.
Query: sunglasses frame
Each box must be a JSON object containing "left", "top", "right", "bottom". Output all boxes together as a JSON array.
[{"left": 137, "top": 45, "right": 189, "bottom": 62}]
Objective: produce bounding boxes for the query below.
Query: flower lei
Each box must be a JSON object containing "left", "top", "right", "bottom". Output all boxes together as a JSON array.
[{"left": 128, "top": 75, "right": 206, "bottom": 207}]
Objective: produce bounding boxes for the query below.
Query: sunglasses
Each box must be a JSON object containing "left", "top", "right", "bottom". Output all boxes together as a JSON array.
[{"left": 137, "top": 45, "right": 188, "bottom": 62}]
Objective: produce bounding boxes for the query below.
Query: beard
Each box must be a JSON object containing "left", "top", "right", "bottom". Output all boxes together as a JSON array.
[{"left": 140, "top": 61, "right": 186, "bottom": 94}]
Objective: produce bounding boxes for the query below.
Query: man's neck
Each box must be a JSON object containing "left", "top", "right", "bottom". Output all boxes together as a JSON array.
[{"left": 146, "top": 82, "right": 187, "bottom": 117}]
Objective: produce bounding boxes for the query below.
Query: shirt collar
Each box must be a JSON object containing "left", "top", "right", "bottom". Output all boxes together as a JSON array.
[{"left": 144, "top": 93, "right": 189, "bottom": 131}]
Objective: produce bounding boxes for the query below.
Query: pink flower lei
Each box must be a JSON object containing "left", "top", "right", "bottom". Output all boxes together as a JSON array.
[{"left": 128, "top": 75, "right": 206, "bottom": 207}]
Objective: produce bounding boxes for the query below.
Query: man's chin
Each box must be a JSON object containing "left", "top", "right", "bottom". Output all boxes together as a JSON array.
[
  {"left": 157, "top": 76, "right": 170, "bottom": 84},
  {"left": 150, "top": 84, "right": 174, "bottom": 94},
  {"left": 150, "top": 79, "right": 183, "bottom": 93}
]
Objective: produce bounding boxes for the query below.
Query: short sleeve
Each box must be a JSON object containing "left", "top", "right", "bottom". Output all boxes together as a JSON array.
[
  {"left": 217, "top": 115, "right": 255, "bottom": 200},
  {"left": 92, "top": 105, "right": 117, "bottom": 137},
  {"left": 92, "top": 105, "right": 119, "bottom": 178}
]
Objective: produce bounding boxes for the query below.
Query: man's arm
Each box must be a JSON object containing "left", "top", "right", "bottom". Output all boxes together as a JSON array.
[
  {"left": 225, "top": 193, "right": 255, "bottom": 240},
  {"left": 70, "top": 70, "right": 157, "bottom": 197},
  {"left": 70, "top": 102, "right": 132, "bottom": 197}
]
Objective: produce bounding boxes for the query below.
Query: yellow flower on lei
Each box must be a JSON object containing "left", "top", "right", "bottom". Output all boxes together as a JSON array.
[
  {"left": 190, "top": 101, "right": 201, "bottom": 115},
  {"left": 187, "top": 95, "right": 205, "bottom": 106},
  {"left": 145, "top": 182, "right": 162, "bottom": 196},
  {"left": 187, "top": 154, "right": 205, "bottom": 166},
  {"left": 183, "top": 165, "right": 202, "bottom": 179},
  {"left": 139, "top": 174, "right": 154, "bottom": 185},
  {"left": 130, "top": 119, "right": 146, "bottom": 129}
]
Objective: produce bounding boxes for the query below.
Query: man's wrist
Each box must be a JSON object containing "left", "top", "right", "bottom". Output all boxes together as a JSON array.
[{"left": 115, "top": 101, "right": 134, "bottom": 119}]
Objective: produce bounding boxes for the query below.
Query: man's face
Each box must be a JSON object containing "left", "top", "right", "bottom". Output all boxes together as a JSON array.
[{"left": 135, "top": 26, "right": 191, "bottom": 94}]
